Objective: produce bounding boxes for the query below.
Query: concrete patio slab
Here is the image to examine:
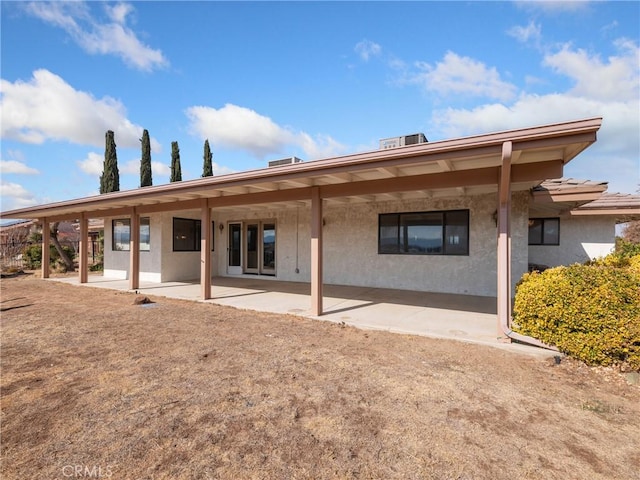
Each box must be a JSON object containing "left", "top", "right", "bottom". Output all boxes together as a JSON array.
[{"left": 52, "top": 274, "right": 556, "bottom": 358}]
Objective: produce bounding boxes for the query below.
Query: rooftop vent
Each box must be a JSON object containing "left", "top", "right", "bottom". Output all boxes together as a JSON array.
[
  {"left": 268, "top": 156, "right": 304, "bottom": 167},
  {"left": 379, "top": 133, "right": 427, "bottom": 150}
]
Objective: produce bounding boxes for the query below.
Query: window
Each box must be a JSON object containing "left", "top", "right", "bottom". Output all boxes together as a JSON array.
[
  {"left": 528, "top": 218, "right": 559, "bottom": 245},
  {"left": 378, "top": 210, "right": 469, "bottom": 255},
  {"left": 112, "top": 218, "right": 150, "bottom": 251},
  {"left": 172, "top": 217, "right": 215, "bottom": 252}
]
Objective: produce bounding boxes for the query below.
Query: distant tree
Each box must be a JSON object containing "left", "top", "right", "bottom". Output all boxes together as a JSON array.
[
  {"left": 170, "top": 141, "right": 182, "bottom": 182},
  {"left": 50, "top": 222, "right": 75, "bottom": 272},
  {"left": 100, "top": 130, "right": 120, "bottom": 193},
  {"left": 622, "top": 221, "right": 640, "bottom": 243},
  {"left": 140, "top": 129, "right": 152, "bottom": 187},
  {"left": 202, "top": 139, "right": 213, "bottom": 177}
]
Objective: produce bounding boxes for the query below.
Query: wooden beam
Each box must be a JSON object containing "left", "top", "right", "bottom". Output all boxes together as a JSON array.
[
  {"left": 497, "top": 141, "right": 512, "bottom": 341},
  {"left": 311, "top": 187, "right": 323, "bottom": 316},
  {"left": 79, "top": 214, "right": 88, "bottom": 284},
  {"left": 129, "top": 208, "right": 140, "bottom": 291},
  {"left": 200, "top": 199, "right": 212, "bottom": 300},
  {"left": 321, "top": 166, "right": 500, "bottom": 198},
  {"left": 437, "top": 159, "right": 454, "bottom": 171},
  {"left": 41, "top": 218, "right": 50, "bottom": 279}
]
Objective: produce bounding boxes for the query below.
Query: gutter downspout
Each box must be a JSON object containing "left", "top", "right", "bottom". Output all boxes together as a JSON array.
[{"left": 497, "top": 141, "right": 558, "bottom": 352}]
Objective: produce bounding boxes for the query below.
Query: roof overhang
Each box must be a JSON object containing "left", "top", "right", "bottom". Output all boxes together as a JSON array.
[
  {"left": 0, "top": 117, "right": 602, "bottom": 222},
  {"left": 570, "top": 192, "right": 640, "bottom": 222}
]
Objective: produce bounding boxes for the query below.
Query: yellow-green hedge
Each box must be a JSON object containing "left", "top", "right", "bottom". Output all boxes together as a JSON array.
[{"left": 513, "top": 260, "right": 640, "bottom": 370}]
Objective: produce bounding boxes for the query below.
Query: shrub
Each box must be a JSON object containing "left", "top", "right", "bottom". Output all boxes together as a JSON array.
[
  {"left": 22, "top": 244, "right": 75, "bottom": 270},
  {"left": 513, "top": 263, "right": 640, "bottom": 370}
]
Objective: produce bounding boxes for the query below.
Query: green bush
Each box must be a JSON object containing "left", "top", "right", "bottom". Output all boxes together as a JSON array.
[
  {"left": 22, "top": 244, "right": 75, "bottom": 270},
  {"left": 513, "top": 262, "right": 640, "bottom": 370}
]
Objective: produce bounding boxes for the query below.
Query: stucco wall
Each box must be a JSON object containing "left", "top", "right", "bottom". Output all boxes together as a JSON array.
[
  {"left": 103, "top": 214, "right": 162, "bottom": 281},
  {"left": 103, "top": 212, "right": 216, "bottom": 282},
  {"left": 103, "top": 191, "right": 530, "bottom": 297},
  {"left": 159, "top": 210, "right": 218, "bottom": 282},
  {"left": 212, "top": 191, "right": 529, "bottom": 297},
  {"left": 528, "top": 216, "right": 615, "bottom": 267}
]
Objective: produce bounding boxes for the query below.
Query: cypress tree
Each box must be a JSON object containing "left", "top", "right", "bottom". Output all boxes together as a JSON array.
[
  {"left": 100, "top": 130, "right": 120, "bottom": 193},
  {"left": 170, "top": 141, "right": 182, "bottom": 182},
  {"left": 140, "top": 129, "right": 152, "bottom": 187},
  {"left": 202, "top": 139, "right": 213, "bottom": 177}
]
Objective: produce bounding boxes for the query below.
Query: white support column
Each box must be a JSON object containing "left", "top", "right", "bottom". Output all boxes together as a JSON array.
[
  {"left": 200, "top": 199, "right": 212, "bottom": 300},
  {"left": 79, "top": 214, "right": 88, "bottom": 284},
  {"left": 497, "top": 141, "right": 512, "bottom": 341},
  {"left": 311, "top": 187, "right": 323, "bottom": 316},
  {"left": 41, "top": 218, "right": 50, "bottom": 279},
  {"left": 129, "top": 208, "right": 140, "bottom": 291}
]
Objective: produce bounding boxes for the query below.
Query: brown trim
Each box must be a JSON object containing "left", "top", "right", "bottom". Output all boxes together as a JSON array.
[
  {"left": 311, "top": 187, "right": 323, "bottom": 316},
  {"left": 42, "top": 218, "right": 50, "bottom": 279},
  {"left": 200, "top": 200, "right": 212, "bottom": 300},
  {"left": 79, "top": 214, "right": 88, "bottom": 284},
  {"left": 570, "top": 208, "right": 640, "bottom": 216},
  {"left": 497, "top": 142, "right": 512, "bottom": 341},
  {"left": 129, "top": 208, "right": 140, "bottom": 291},
  {"left": 1, "top": 118, "right": 602, "bottom": 221}
]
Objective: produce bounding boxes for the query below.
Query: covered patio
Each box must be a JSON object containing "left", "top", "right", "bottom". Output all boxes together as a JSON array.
[
  {"left": 1, "top": 118, "right": 603, "bottom": 351},
  {"left": 52, "top": 274, "right": 554, "bottom": 357}
]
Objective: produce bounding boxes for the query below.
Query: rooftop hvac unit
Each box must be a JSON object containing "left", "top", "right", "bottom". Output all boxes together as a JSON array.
[
  {"left": 379, "top": 133, "right": 428, "bottom": 150},
  {"left": 268, "top": 156, "right": 304, "bottom": 167}
]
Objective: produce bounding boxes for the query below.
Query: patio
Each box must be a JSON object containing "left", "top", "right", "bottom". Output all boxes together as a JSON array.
[{"left": 52, "top": 274, "right": 555, "bottom": 358}]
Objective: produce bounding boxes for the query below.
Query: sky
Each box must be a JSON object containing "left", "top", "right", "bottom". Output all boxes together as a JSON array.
[{"left": 1, "top": 0, "right": 639, "bottom": 214}]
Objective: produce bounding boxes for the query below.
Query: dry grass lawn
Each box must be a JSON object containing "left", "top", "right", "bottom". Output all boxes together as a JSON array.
[{"left": 1, "top": 274, "right": 639, "bottom": 479}]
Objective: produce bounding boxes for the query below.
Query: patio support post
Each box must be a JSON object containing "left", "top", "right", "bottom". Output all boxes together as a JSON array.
[
  {"left": 79, "top": 214, "right": 89, "bottom": 284},
  {"left": 311, "top": 186, "right": 323, "bottom": 316},
  {"left": 200, "top": 199, "right": 212, "bottom": 300},
  {"left": 41, "top": 217, "right": 50, "bottom": 279},
  {"left": 129, "top": 207, "right": 140, "bottom": 291},
  {"left": 497, "top": 141, "right": 512, "bottom": 341}
]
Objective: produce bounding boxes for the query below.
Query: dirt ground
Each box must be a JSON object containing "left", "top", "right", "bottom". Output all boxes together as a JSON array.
[{"left": 1, "top": 274, "right": 639, "bottom": 480}]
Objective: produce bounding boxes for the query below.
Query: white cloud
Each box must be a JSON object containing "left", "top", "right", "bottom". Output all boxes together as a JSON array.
[
  {"left": 185, "top": 103, "right": 346, "bottom": 159},
  {"left": 0, "top": 160, "right": 39, "bottom": 175},
  {"left": 427, "top": 40, "right": 640, "bottom": 194},
  {"left": 24, "top": 1, "right": 168, "bottom": 71},
  {"left": 408, "top": 52, "right": 518, "bottom": 102},
  {"left": 77, "top": 152, "right": 103, "bottom": 176},
  {"left": 0, "top": 69, "right": 155, "bottom": 149},
  {"left": 507, "top": 21, "right": 542, "bottom": 44},
  {"left": 151, "top": 161, "right": 171, "bottom": 177},
  {"left": 78, "top": 154, "right": 170, "bottom": 179},
  {"left": 120, "top": 159, "right": 141, "bottom": 175},
  {"left": 515, "top": 1, "right": 590, "bottom": 13},
  {"left": 355, "top": 40, "right": 382, "bottom": 62},
  {"left": 543, "top": 40, "right": 639, "bottom": 102},
  {"left": 0, "top": 180, "right": 38, "bottom": 209}
]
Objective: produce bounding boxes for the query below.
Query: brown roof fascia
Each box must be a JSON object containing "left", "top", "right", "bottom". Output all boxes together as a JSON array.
[{"left": 0, "top": 117, "right": 602, "bottom": 220}]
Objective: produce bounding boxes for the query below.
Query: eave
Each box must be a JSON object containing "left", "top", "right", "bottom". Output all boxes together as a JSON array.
[{"left": 0, "top": 117, "right": 602, "bottom": 222}]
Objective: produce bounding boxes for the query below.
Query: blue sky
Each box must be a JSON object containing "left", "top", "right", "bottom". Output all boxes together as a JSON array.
[{"left": 1, "top": 1, "right": 638, "bottom": 212}]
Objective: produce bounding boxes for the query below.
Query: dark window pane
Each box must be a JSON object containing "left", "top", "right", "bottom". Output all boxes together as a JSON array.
[
  {"left": 379, "top": 214, "right": 399, "bottom": 253},
  {"left": 263, "top": 223, "right": 276, "bottom": 269},
  {"left": 173, "top": 218, "right": 200, "bottom": 251},
  {"left": 112, "top": 219, "right": 130, "bottom": 251},
  {"left": 140, "top": 217, "right": 150, "bottom": 251},
  {"left": 378, "top": 210, "right": 469, "bottom": 256},
  {"left": 401, "top": 213, "right": 442, "bottom": 253},
  {"left": 528, "top": 219, "right": 543, "bottom": 245},
  {"left": 444, "top": 210, "right": 469, "bottom": 255},
  {"left": 543, "top": 218, "right": 559, "bottom": 245}
]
